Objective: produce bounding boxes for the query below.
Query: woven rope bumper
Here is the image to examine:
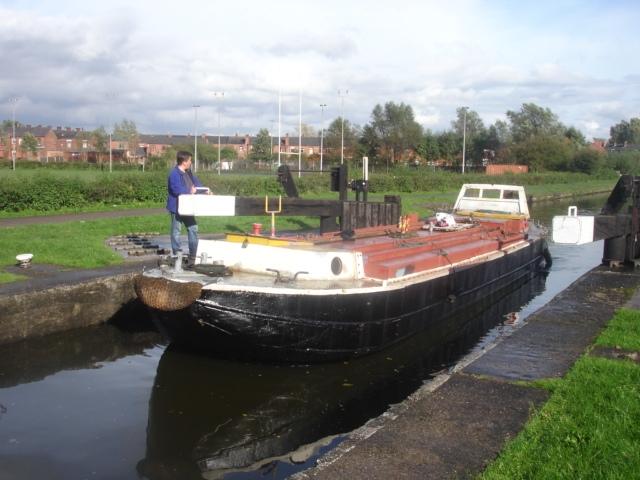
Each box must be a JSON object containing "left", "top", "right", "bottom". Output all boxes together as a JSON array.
[{"left": 134, "top": 275, "right": 202, "bottom": 311}]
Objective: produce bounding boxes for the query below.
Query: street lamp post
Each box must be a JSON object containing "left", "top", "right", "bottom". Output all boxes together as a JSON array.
[
  {"left": 270, "top": 119, "right": 275, "bottom": 168},
  {"left": 298, "top": 91, "right": 302, "bottom": 178},
  {"left": 338, "top": 89, "right": 348, "bottom": 164},
  {"left": 106, "top": 92, "right": 116, "bottom": 173},
  {"left": 213, "top": 92, "right": 224, "bottom": 175},
  {"left": 10, "top": 97, "right": 18, "bottom": 171},
  {"left": 277, "top": 91, "right": 282, "bottom": 167},
  {"left": 319, "top": 103, "right": 327, "bottom": 172},
  {"left": 462, "top": 106, "right": 468, "bottom": 174},
  {"left": 193, "top": 105, "right": 200, "bottom": 172}
]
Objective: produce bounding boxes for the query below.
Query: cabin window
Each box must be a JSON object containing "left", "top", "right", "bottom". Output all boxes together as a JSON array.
[
  {"left": 503, "top": 190, "right": 519, "bottom": 199},
  {"left": 482, "top": 189, "right": 501, "bottom": 199},
  {"left": 465, "top": 188, "right": 480, "bottom": 198}
]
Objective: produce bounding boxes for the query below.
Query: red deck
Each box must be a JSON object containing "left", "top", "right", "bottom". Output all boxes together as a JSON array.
[{"left": 338, "top": 219, "right": 527, "bottom": 280}]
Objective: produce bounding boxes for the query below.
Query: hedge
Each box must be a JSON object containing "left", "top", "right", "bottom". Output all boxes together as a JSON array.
[{"left": 0, "top": 168, "right": 617, "bottom": 213}]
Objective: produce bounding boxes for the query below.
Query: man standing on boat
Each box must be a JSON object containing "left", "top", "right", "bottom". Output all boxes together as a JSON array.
[{"left": 166, "top": 150, "right": 205, "bottom": 263}]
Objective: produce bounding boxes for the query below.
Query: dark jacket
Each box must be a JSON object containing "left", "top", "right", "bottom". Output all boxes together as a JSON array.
[{"left": 166, "top": 166, "right": 203, "bottom": 213}]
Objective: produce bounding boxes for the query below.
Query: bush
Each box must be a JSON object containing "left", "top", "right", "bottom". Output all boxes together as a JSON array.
[
  {"left": 0, "top": 167, "right": 618, "bottom": 213},
  {"left": 572, "top": 148, "right": 605, "bottom": 174},
  {"left": 510, "top": 136, "right": 575, "bottom": 171},
  {"left": 606, "top": 150, "right": 640, "bottom": 175}
]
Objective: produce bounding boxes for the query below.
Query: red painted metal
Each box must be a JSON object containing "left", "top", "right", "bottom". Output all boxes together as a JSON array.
[{"left": 346, "top": 219, "right": 527, "bottom": 280}]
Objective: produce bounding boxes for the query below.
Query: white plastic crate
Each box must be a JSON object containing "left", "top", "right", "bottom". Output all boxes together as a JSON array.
[
  {"left": 552, "top": 206, "right": 594, "bottom": 245},
  {"left": 177, "top": 195, "right": 236, "bottom": 216}
]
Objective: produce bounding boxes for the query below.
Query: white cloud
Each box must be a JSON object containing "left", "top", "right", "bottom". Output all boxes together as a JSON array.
[{"left": 0, "top": 1, "right": 638, "bottom": 140}]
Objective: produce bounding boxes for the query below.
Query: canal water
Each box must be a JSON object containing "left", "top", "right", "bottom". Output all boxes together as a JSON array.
[{"left": 0, "top": 196, "right": 607, "bottom": 480}]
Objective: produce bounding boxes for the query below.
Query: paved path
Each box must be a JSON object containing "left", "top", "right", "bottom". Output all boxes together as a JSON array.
[{"left": 0, "top": 208, "right": 165, "bottom": 228}]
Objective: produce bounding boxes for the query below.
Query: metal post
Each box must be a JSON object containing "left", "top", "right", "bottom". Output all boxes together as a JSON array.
[
  {"left": 10, "top": 97, "right": 18, "bottom": 171},
  {"left": 106, "top": 92, "right": 116, "bottom": 173},
  {"left": 298, "top": 91, "right": 302, "bottom": 178},
  {"left": 462, "top": 106, "right": 468, "bottom": 174},
  {"left": 277, "top": 91, "right": 282, "bottom": 167},
  {"left": 338, "top": 89, "right": 348, "bottom": 165},
  {"left": 193, "top": 104, "right": 200, "bottom": 172},
  {"left": 214, "top": 92, "right": 224, "bottom": 175},
  {"left": 270, "top": 119, "right": 275, "bottom": 168},
  {"left": 319, "top": 103, "right": 327, "bottom": 172}
]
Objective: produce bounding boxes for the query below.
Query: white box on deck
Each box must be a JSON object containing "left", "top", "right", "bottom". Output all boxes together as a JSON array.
[
  {"left": 177, "top": 195, "right": 236, "bottom": 216},
  {"left": 552, "top": 206, "right": 594, "bottom": 245}
]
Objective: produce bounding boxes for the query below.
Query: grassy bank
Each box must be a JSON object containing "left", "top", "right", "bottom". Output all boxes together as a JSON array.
[
  {"left": 0, "top": 213, "right": 316, "bottom": 282},
  {"left": 481, "top": 308, "right": 640, "bottom": 479}
]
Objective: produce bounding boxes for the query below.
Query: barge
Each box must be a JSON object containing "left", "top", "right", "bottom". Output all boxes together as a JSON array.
[{"left": 135, "top": 178, "right": 550, "bottom": 363}]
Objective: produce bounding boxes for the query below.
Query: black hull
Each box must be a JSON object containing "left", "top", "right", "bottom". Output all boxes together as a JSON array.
[{"left": 149, "top": 239, "right": 549, "bottom": 362}]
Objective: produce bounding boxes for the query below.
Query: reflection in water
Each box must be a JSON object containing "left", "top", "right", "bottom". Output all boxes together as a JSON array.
[
  {"left": 0, "top": 324, "right": 162, "bottom": 389},
  {"left": 137, "top": 273, "right": 547, "bottom": 480}
]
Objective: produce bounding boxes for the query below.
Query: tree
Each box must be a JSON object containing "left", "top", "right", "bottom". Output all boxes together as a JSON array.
[
  {"left": 436, "top": 131, "right": 459, "bottom": 163},
  {"left": 482, "top": 120, "right": 511, "bottom": 162},
  {"left": 606, "top": 150, "right": 640, "bottom": 175},
  {"left": 220, "top": 146, "right": 237, "bottom": 161},
  {"left": 451, "top": 108, "right": 487, "bottom": 163},
  {"left": 251, "top": 128, "right": 272, "bottom": 164},
  {"left": 572, "top": 148, "right": 604, "bottom": 174},
  {"left": 609, "top": 118, "right": 640, "bottom": 146},
  {"left": 416, "top": 131, "right": 440, "bottom": 162},
  {"left": 564, "top": 126, "right": 587, "bottom": 147},
  {"left": 21, "top": 132, "right": 38, "bottom": 159},
  {"left": 360, "top": 102, "right": 423, "bottom": 163},
  {"left": 324, "top": 117, "right": 360, "bottom": 162},
  {"left": 113, "top": 119, "right": 139, "bottom": 163},
  {"left": 510, "top": 135, "right": 574, "bottom": 172},
  {"left": 452, "top": 108, "right": 485, "bottom": 139},
  {"left": 506, "top": 103, "right": 565, "bottom": 142},
  {"left": 493, "top": 120, "right": 511, "bottom": 144},
  {"left": 92, "top": 127, "right": 109, "bottom": 163}
]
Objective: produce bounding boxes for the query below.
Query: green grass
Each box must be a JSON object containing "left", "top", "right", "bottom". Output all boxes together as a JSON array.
[
  {"left": 0, "top": 200, "right": 162, "bottom": 219},
  {"left": 0, "top": 213, "right": 316, "bottom": 271},
  {"left": 0, "top": 271, "right": 27, "bottom": 283},
  {"left": 481, "top": 356, "right": 640, "bottom": 479},
  {"left": 481, "top": 307, "right": 640, "bottom": 480},
  {"left": 595, "top": 308, "right": 640, "bottom": 351}
]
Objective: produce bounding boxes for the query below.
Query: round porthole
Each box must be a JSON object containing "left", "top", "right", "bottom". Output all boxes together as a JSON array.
[{"left": 331, "top": 257, "right": 343, "bottom": 275}]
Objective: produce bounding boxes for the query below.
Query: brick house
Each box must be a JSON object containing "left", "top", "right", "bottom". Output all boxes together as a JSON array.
[
  {"left": 0, "top": 125, "right": 93, "bottom": 162},
  {"left": 1, "top": 125, "right": 325, "bottom": 165},
  {"left": 0, "top": 125, "right": 58, "bottom": 161}
]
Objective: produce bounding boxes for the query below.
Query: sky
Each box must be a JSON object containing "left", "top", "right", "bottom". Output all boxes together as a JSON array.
[{"left": 0, "top": 0, "right": 638, "bottom": 140}]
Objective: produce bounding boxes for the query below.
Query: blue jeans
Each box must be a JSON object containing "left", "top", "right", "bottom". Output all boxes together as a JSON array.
[{"left": 170, "top": 213, "right": 198, "bottom": 257}]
